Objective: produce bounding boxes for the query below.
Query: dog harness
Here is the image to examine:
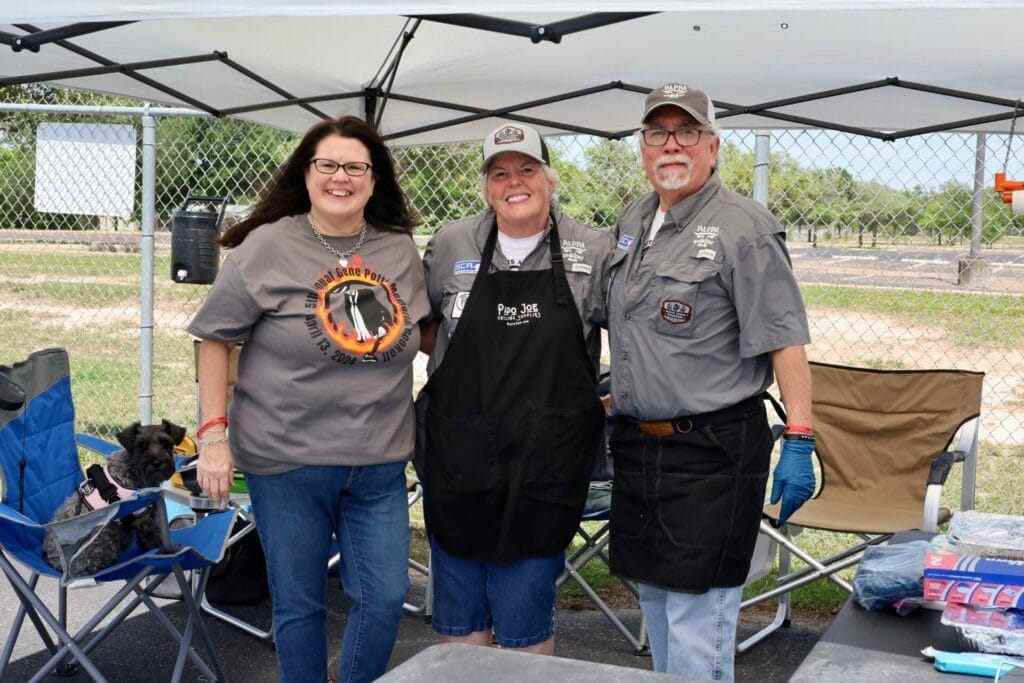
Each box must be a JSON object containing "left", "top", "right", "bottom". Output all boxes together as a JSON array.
[{"left": 77, "top": 463, "right": 140, "bottom": 512}]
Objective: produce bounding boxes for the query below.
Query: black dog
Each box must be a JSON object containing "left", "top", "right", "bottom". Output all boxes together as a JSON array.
[{"left": 44, "top": 420, "right": 185, "bottom": 576}]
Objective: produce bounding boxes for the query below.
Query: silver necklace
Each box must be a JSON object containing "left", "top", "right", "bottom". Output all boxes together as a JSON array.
[{"left": 308, "top": 213, "right": 367, "bottom": 267}]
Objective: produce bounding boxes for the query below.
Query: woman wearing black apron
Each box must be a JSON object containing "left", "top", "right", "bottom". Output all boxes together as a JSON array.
[{"left": 419, "top": 123, "right": 613, "bottom": 655}]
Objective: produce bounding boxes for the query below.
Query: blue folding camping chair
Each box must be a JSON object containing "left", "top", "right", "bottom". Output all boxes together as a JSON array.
[{"left": 0, "top": 348, "right": 237, "bottom": 682}]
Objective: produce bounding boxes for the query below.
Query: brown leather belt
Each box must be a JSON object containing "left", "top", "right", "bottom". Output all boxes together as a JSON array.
[
  {"left": 628, "top": 395, "right": 765, "bottom": 437},
  {"left": 633, "top": 420, "right": 681, "bottom": 436}
]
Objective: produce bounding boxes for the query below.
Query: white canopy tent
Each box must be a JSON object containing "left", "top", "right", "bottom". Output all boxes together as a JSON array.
[{"left": 3, "top": 2, "right": 1023, "bottom": 144}]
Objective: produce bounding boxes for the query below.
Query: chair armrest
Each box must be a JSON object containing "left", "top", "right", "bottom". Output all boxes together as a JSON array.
[
  {"left": 0, "top": 500, "right": 39, "bottom": 527},
  {"left": 75, "top": 433, "right": 120, "bottom": 458},
  {"left": 927, "top": 450, "right": 965, "bottom": 486},
  {"left": 922, "top": 449, "right": 968, "bottom": 533}
]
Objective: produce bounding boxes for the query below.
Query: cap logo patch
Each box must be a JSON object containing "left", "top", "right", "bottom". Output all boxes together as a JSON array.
[
  {"left": 662, "top": 84, "right": 689, "bottom": 99},
  {"left": 493, "top": 126, "right": 526, "bottom": 146},
  {"left": 661, "top": 299, "right": 692, "bottom": 325}
]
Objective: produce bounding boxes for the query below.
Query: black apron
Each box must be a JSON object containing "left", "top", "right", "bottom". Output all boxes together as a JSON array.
[
  {"left": 423, "top": 215, "right": 605, "bottom": 563},
  {"left": 608, "top": 396, "right": 773, "bottom": 592}
]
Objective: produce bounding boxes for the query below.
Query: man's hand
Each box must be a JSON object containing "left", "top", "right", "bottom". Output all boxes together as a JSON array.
[{"left": 769, "top": 434, "right": 816, "bottom": 526}]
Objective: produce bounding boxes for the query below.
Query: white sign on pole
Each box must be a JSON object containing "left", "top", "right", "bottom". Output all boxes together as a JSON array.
[{"left": 34, "top": 123, "right": 137, "bottom": 218}]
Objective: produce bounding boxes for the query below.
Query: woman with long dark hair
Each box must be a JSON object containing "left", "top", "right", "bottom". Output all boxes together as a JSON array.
[{"left": 189, "top": 116, "right": 428, "bottom": 683}]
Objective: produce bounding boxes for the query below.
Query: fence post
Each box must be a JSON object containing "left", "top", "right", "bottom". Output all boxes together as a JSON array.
[
  {"left": 753, "top": 130, "right": 770, "bottom": 209},
  {"left": 138, "top": 109, "right": 156, "bottom": 424},
  {"left": 958, "top": 132, "right": 991, "bottom": 287}
]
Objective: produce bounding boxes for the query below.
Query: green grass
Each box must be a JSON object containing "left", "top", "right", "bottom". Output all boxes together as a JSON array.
[
  {"left": 6, "top": 281, "right": 140, "bottom": 306},
  {"left": 801, "top": 284, "right": 1024, "bottom": 349},
  {"left": 0, "top": 251, "right": 141, "bottom": 278}
]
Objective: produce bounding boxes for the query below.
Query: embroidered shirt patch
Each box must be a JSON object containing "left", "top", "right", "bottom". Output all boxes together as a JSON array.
[{"left": 660, "top": 299, "right": 692, "bottom": 325}]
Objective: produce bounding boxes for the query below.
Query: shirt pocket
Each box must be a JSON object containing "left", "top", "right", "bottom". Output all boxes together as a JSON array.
[
  {"left": 649, "top": 260, "right": 721, "bottom": 338},
  {"left": 565, "top": 270, "right": 592, "bottom": 315}
]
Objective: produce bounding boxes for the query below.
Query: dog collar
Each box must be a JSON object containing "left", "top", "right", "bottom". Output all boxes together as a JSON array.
[{"left": 78, "top": 463, "right": 140, "bottom": 512}]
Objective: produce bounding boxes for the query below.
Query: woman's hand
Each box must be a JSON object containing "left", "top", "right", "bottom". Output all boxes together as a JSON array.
[{"left": 198, "top": 441, "right": 235, "bottom": 506}]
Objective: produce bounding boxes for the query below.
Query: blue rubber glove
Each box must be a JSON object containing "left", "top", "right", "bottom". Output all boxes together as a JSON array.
[{"left": 769, "top": 434, "right": 816, "bottom": 526}]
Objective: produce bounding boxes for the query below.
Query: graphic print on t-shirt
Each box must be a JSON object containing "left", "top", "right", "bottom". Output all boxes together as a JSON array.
[{"left": 304, "top": 255, "right": 412, "bottom": 364}]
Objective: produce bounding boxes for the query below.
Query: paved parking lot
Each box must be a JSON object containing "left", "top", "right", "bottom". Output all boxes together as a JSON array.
[{"left": 2, "top": 571, "right": 826, "bottom": 682}]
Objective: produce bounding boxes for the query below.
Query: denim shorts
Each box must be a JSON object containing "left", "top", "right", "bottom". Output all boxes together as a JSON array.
[{"left": 429, "top": 535, "right": 563, "bottom": 648}]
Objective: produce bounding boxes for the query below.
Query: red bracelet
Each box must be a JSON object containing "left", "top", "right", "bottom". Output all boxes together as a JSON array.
[
  {"left": 784, "top": 424, "right": 814, "bottom": 435},
  {"left": 197, "top": 416, "right": 228, "bottom": 438}
]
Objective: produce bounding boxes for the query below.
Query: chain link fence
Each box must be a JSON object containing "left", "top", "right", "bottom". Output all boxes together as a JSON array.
[{"left": 2, "top": 86, "right": 1022, "bottom": 514}]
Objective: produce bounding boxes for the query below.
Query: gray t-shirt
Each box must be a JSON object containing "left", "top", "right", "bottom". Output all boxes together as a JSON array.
[
  {"left": 187, "top": 214, "right": 430, "bottom": 474},
  {"left": 607, "top": 173, "right": 810, "bottom": 420},
  {"left": 422, "top": 206, "right": 614, "bottom": 375}
]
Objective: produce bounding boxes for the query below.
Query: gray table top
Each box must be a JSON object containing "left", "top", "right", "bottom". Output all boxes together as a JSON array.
[
  {"left": 790, "top": 597, "right": 981, "bottom": 681},
  {"left": 377, "top": 643, "right": 687, "bottom": 682}
]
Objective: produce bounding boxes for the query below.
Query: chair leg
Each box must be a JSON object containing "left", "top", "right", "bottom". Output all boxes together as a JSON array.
[
  {"left": 200, "top": 591, "right": 275, "bottom": 641},
  {"left": 403, "top": 556, "right": 431, "bottom": 617},
  {"left": 0, "top": 558, "right": 107, "bottom": 683},
  {"left": 561, "top": 555, "right": 648, "bottom": 654},
  {"left": 738, "top": 539, "right": 792, "bottom": 653},
  {"left": 558, "top": 526, "right": 649, "bottom": 655},
  {"left": 737, "top": 592, "right": 789, "bottom": 653},
  {"left": 774, "top": 533, "right": 890, "bottom": 594},
  {"left": 55, "top": 582, "right": 78, "bottom": 676},
  {"left": 26, "top": 564, "right": 224, "bottom": 682},
  {"left": 171, "top": 563, "right": 227, "bottom": 683},
  {"left": 1, "top": 570, "right": 63, "bottom": 680}
]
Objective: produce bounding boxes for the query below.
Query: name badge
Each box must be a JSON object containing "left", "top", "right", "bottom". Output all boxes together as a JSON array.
[{"left": 451, "top": 291, "right": 470, "bottom": 319}]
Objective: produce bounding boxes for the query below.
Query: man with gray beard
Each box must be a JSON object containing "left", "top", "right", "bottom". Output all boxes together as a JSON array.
[{"left": 604, "top": 83, "right": 815, "bottom": 681}]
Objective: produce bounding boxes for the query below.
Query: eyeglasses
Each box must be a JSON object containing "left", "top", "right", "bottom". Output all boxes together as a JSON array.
[
  {"left": 309, "top": 159, "right": 373, "bottom": 177},
  {"left": 640, "top": 127, "right": 707, "bottom": 147}
]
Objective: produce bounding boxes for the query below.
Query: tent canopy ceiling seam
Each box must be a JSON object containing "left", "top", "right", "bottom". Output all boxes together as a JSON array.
[{"left": 4, "top": 12, "right": 1023, "bottom": 142}]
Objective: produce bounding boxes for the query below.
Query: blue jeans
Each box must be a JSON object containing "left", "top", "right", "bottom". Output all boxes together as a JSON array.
[
  {"left": 246, "top": 462, "right": 410, "bottom": 683},
  {"left": 428, "top": 536, "right": 562, "bottom": 648},
  {"left": 638, "top": 582, "right": 743, "bottom": 682}
]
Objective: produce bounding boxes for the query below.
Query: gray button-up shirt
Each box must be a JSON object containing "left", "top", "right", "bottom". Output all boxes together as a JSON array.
[
  {"left": 607, "top": 173, "right": 810, "bottom": 420},
  {"left": 423, "top": 206, "right": 614, "bottom": 376}
]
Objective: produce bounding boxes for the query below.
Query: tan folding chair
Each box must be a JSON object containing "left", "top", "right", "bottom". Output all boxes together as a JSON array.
[{"left": 739, "top": 361, "right": 984, "bottom": 652}]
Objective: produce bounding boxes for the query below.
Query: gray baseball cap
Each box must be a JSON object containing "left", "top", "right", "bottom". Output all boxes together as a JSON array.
[
  {"left": 481, "top": 123, "right": 550, "bottom": 172},
  {"left": 641, "top": 83, "right": 716, "bottom": 127}
]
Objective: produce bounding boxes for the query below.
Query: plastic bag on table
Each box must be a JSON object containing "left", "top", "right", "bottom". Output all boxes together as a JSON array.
[{"left": 852, "top": 540, "right": 932, "bottom": 611}]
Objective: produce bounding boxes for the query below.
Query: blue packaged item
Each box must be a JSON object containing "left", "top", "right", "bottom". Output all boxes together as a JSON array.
[{"left": 852, "top": 540, "right": 932, "bottom": 611}]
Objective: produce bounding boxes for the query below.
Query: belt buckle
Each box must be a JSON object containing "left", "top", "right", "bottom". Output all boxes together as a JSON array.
[{"left": 673, "top": 418, "right": 693, "bottom": 434}]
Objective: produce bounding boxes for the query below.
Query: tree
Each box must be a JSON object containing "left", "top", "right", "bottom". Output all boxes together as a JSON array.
[
  {"left": 154, "top": 116, "right": 297, "bottom": 224},
  {"left": 559, "top": 138, "right": 646, "bottom": 228},
  {"left": 394, "top": 143, "right": 485, "bottom": 234},
  {"left": 919, "top": 182, "right": 972, "bottom": 246}
]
